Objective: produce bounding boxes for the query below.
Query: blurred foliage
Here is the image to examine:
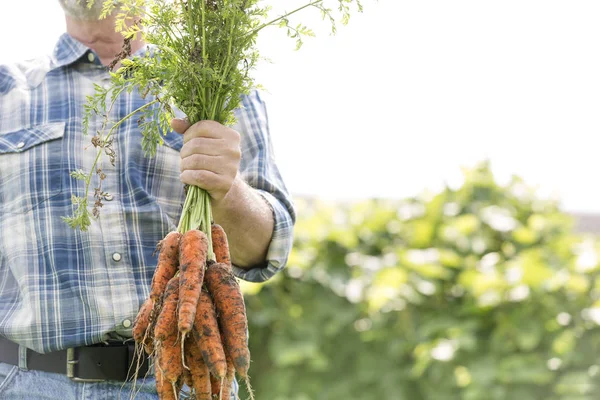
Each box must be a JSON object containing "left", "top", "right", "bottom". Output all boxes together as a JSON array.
[{"left": 239, "top": 161, "right": 600, "bottom": 400}]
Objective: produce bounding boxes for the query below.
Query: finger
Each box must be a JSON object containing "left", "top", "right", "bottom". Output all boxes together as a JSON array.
[
  {"left": 182, "top": 120, "right": 223, "bottom": 143},
  {"left": 180, "top": 153, "right": 224, "bottom": 174},
  {"left": 180, "top": 169, "right": 229, "bottom": 192},
  {"left": 171, "top": 118, "right": 192, "bottom": 134},
  {"left": 182, "top": 121, "right": 241, "bottom": 144},
  {"left": 180, "top": 137, "right": 228, "bottom": 159}
]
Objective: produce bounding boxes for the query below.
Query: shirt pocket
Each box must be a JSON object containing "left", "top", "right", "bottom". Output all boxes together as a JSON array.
[
  {"left": 0, "top": 122, "right": 66, "bottom": 214},
  {"left": 147, "top": 130, "right": 185, "bottom": 224}
]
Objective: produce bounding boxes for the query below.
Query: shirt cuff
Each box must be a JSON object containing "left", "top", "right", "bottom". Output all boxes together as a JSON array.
[{"left": 231, "top": 189, "right": 294, "bottom": 283}]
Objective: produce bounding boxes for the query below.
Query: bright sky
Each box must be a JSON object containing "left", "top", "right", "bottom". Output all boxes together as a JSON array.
[{"left": 1, "top": 1, "right": 599, "bottom": 213}]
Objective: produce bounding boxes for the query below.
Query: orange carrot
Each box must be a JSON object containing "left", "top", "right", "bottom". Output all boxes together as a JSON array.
[
  {"left": 210, "top": 373, "right": 221, "bottom": 398},
  {"left": 183, "top": 368, "right": 193, "bottom": 389},
  {"left": 154, "top": 276, "right": 180, "bottom": 342},
  {"left": 155, "top": 350, "right": 184, "bottom": 400},
  {"left": 150, "top": 231, "right": 181, "bottom": 303},
  {"left": 193, "top": 289, "right": 227, "bottom": 380},
  {"left": 211, "top": 223, "right": 231, "bottom": 268},
  {"left": 142, "top": 308, "right": 156, "bottom": 355},
  {"left": 178, "top": 229, "right": 208, "bottom": 334},
  {"left": 204, "top": 262, "right": 250, "bottom": 378},
  {"left": 155, "top": 277, "right": 183, "bottom": 392},
  {"left": 132, "top": 297, "right": 153, "bottom": 343},
  {"left": 155, "top": 365, "right": 177, "bottom": 400},
  {"left": 221, "top": 356, "right": 236, "bottom": 400},
  {"left": 157, "top": 330, "right": 184, "bottom": 391},
  {"left": 143, "top": 335, "right": 154, "bottom": 356},
  {"left": 184, "top": 335, "right": 212, "bottom": 400}
]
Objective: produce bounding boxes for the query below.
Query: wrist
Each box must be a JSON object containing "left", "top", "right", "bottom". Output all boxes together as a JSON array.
[{"left": 211, "top": 174, "right": 244, "bottom": 218}]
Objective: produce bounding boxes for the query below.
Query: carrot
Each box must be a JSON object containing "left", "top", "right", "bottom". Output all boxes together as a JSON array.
[
  {"left": 178, "top": 229, "right": 208, "bottom": 335},
  {"left": 193, "top": 289, "right": 227, "bottom": 380},
  {"left": 150, "top": 231, "right": 182, "bottom": 303},
  {"left": 157, "top": 331, "right": 184, "bottom": 393},
  {"left": 132, "top": 297, "right": 154, "bottom": 343},
  {"left": 154, "top": 346, "right": 184, "bottom": 399},
  {"left": 143, "top": 334, "right": 155, "bottom": 356},
  {"left": 155, "top": 277, "right": 183, "bottom": 395},
  {"left": 220, "top": 356, "right": 236, "bottom": 400},
  {"left": 211, "top": 223, "right": 231, "bottom": 268},
  {"left": 183, "top": 368, "right": 193, "bottom": 389},
  {"left": 142, "top": 306, "right": 157, "bottom": 355},
  {"left": 184, "top": 334, "right": 212, "bottom": 400},
  {"left": 155, "top": 365, "right": 177, "bottom": 400},
  {"left": 204, "top": 262, "right": 250, "bottom": 378},
  {"left": 210, "top": 373, "right": 221, "bottom": 398},
  {"left": 154, "top": 276, "right": 180, "bottom": 342}
]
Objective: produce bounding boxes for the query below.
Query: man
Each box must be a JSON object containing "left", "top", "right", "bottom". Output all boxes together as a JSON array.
[{"left": 0, "top": 0, "right": 295, "bottom": 398}]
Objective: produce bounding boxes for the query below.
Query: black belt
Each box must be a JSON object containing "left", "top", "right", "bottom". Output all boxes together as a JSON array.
[{"left": 0, "top": 337, "right": 150, "bottom": 382}]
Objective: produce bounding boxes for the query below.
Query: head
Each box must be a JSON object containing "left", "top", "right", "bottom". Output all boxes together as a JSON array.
[{"left": 58, "top": 0, "right": 106, "bottom": 20}]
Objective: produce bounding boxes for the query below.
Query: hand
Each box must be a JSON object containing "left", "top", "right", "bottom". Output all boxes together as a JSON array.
[{"left": 171, "top": 118, "right": 241, "bottom": 202}]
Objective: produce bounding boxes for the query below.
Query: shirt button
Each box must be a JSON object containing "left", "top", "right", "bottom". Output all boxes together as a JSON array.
[
  {"left": 88, "top": 52, "right": 95, "bottom": 63},
  {"left": 104, "top": 193, "right": 114, "bottom": 201},
  {"left": 112, "top": 252, "right": 122, "bottom": 262},
  {"left": 16, "top": 141, "right": 25, "bottom": 149},
  {"left": 122, "top": 319, "right": 132, "bottom": 328}
]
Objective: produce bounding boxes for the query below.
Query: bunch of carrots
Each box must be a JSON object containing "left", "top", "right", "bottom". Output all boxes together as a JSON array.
[{"left": 132, "top": 224, "right": 250, "bottom": 400}]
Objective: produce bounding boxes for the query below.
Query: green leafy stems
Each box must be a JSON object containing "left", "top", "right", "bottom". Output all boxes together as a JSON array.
[{"left": 65, "top": 0, "right": 363, "bottom": 237}]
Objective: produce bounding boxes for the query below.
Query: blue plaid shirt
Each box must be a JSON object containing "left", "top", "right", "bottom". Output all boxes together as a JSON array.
[{"left": 0, "top": 33, "right": 295, "bottom": 354}]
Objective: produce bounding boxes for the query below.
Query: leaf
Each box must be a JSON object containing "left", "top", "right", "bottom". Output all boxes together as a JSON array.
[{"left": 69, "top": 169, "right": 87, "bottom": 180}]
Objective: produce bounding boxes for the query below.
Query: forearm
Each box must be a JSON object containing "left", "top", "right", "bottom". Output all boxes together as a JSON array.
[{"left": 211, "top": 174, "right": 274, "bottom": 269}]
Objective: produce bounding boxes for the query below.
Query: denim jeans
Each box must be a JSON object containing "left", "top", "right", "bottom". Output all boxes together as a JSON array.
[{"left": 0, "top": 362, "right": 238, "bottom": 399}]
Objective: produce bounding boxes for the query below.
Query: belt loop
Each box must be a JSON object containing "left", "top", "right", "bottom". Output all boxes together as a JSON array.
[{"left": 18, "top": 345, "right": 28, "bottom": 371}]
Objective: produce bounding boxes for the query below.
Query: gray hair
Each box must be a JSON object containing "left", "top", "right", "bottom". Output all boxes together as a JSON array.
[{"left": 58, "top": 0, "right": 108, "bottom": 20}]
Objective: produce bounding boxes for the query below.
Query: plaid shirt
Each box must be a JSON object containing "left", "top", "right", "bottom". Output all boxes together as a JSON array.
[{"left": 0, "top": 33, "right": 295, "bottom": 354}]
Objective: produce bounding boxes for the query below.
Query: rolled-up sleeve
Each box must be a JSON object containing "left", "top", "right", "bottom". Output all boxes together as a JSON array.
[{"left": 231, "top": 90, "right": 296, "bottom": 282}]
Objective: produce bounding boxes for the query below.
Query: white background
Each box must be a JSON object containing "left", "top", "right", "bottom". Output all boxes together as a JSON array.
[{"left": 1, "top": 1, "right": 599, "bottom": 212}]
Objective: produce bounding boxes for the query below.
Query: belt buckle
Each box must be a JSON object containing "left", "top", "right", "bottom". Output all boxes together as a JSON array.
[{"left": 66, "top": 348, "right": 106, "bottom": 383}]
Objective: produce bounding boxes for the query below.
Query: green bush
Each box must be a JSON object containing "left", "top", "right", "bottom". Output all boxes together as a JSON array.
[{"left": 239, "top": 161, "right": 600, "bottom": 400}]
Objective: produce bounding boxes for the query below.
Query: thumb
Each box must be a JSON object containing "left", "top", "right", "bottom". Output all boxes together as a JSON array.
[{"left": 170, "top": 118, "right": 191, "bottom": 134}]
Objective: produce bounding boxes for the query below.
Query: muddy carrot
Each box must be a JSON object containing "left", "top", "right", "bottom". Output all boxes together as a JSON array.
[
  {"left": 185, "top": 335, "right": 212, "bottom": 400},
  {"left": 204, "top": 262, "right": 250, "bottom": 378},
  {"left": 193, "top": 289, "right": 227, "bottom": 380},
  {"left": 155, "top": 365, "right": 175, "bottom": 400},
  {"left": 178, "top": 229, "right": 208, "bottom": 334},
  {"left": 155, "top": 342, "right": 183, "bottom": 399},
  {"left": 143, "top": 335, "right": 155, "bottom": 356},
  {"left": 157, "top": 332, "right": 184, "bottom": 393},
  {"left": 183, "top": 368, "right": 193, "bottom": 389},
  {"left": 133, "top": 297, "right": 154, "bottom": 343},
  {"left": 210, "top": 373, "right": 221, "bottom": 398},
  {"left": 211, "top": 223, "right": 231, "bottom": 268},
  {"left": 220, "top": 356, "right": 236, "bottom": 400},
  {"left": 150, "top": 231, "right": 182, "bottom": 303},
  {"left": 155, "top": 276, "right": 183, "bottom": 393},
  {"left": 154, "top": 276, "right": 180, "bottom": 343}
]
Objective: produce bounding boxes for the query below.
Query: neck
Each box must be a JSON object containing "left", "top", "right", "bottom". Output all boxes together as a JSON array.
[{"left": 65, "top": 15, "right": 145, "bottom": 67}]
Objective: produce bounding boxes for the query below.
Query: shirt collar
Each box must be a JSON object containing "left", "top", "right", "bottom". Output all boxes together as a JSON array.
[
  {"left": 49, "top": 33, "right": 152, "bottom": 71},
  {"left": 50, "top": 33, "right": 90, "bottom": 70}
]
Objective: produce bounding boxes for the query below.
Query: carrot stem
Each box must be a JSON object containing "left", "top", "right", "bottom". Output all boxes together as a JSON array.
[{"left": 176, "top": 186, "right": 214, "bottom": 259}]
